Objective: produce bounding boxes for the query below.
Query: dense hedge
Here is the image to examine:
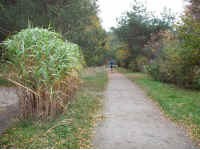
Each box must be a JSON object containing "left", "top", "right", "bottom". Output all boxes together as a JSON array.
[{"left": 1, "top": 27, "right": 85, "bottom": 119}]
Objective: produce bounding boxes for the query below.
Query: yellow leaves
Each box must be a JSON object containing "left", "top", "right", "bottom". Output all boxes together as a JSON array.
[
  {"left": 84, "top": 15, "right": 101, "bottom": 32},
  {"left": 90, "top": 15, "right": 101, "bottom": 28},
  {"left": 116, "top": 49, "right": 130, "bottom": 61}
]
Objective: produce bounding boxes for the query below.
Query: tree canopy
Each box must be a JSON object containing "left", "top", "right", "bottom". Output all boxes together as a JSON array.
[
  {"left": 112, "top": 1, "right": 174, "bottom": 69},
  {"left": 0, "top": 0, "right": 108, "bottom": 65}
]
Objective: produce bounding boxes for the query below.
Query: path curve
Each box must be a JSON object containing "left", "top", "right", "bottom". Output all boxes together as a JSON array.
[{"left": 93, "top": 72, "right": 198, "bottom": 148}]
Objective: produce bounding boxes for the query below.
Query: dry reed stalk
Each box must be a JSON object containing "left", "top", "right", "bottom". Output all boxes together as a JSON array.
[{"left": 16, "top": 76, "right": 80, "bottom": 119}]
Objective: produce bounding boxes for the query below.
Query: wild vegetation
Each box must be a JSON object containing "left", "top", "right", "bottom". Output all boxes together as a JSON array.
[
  {"left": 146, "top": 0, "right": 200, "bottom": 89},
  {"left": 111, "top": 0, "right": 200, "bottom": 89},
  {"left": 0, "top": 0, "right": 109, "bottom": 66},
  {"left": 1, "top": 28, "right": 84, "bottom": 119},
  {"left": 0, "top": 0, "right": 110, "bottom": 119},
  {"left": 0, "top": 0, "right": 199, "bottom": 148},
  {"left": 111, "top": 1, "right": 174, "bottom": 69},
  {"left": 0, "top": 67, "right": 107, "bottom": 148}
]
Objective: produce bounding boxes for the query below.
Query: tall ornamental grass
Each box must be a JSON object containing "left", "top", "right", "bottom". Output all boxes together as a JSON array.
[{"left": 1, "top": 27, "right": 85, "bottom": 119}]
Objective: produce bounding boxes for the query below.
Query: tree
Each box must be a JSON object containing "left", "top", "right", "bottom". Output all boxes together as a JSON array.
[
  {"left": 0, "top": 0, "right": 108, "bottom": 66},
  {"left": 112, "top": 0, "right": 174, "bottom": 70},
  {"left": 146, "top": 0, "right": 200, "bottom": 89}
]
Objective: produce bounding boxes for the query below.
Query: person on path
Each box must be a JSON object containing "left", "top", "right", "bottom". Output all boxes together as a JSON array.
[{"left": 109, "top": 60, "right": 114, "bottom": 72}]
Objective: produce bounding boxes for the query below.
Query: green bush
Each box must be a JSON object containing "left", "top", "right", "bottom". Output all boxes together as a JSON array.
[
  {"left": 128, "top": 56, "right": 148, "bottom": 72},
  {"left": 146, "top": 62, "right": 160, "bottom": 81},
  {"left": 147, "top": 31, "right": 200, "bottom": 89},
  {"left": 135, "top": 56, "right": 148, "bottom": 72},
  {"left": 1, "top": 27, "right": 85, "bottom": 119},
  {"left": 146, "top": 1, "right": 200, "bottom": 90},
  {"left": 128, "top": 60, "right": 138, "bottom": 72}
]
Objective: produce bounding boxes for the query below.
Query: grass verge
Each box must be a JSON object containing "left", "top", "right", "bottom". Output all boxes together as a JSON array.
[
  {"left": 119, "top": 68, "right": 200, "bottom": 142},
  {"left": 0, "top": 67, "right": 107, "bottom": 148}
]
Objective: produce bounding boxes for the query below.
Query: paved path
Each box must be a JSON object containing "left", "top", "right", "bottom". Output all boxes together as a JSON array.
[{"left": 93, "top": 72, "right": 198, "bottom": 148}]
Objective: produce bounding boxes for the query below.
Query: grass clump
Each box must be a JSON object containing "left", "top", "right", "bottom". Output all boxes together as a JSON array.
[
  {"left": 0, "top": 27, "right": 85, "bottom": 119},
  {"left": 122, "top": 70, "right": 200, "bottom": 141},
  {"left": 0, "top": 67, "right": 107, "bottom": 148}
]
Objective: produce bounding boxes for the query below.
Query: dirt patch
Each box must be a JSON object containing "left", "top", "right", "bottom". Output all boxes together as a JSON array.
[{"left": 0, "top": 87, "right": 19, "bottom": 134}]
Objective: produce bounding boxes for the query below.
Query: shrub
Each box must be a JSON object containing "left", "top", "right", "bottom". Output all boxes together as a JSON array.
[
  {"left": 128, "top": 60, "right": 138, "bottom": 72},
  {"left": 128, "top": 56, "right": 148, "bottom": 72},
  {"left": 147, "top": 30, "right": 200, "bottom": 89},
  {"left": 135, "top": 56, "right": 148, "bottom": 72},
  {"left": 146, "top": 62, "right": 160, "bottom": 80},
  {"left": 1, "top": 27, "right": 85, "bottom": 119}
]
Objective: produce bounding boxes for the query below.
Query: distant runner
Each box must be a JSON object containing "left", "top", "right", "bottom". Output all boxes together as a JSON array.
[{"left": 109, "top": 60, "right": 114, "bottom": 72}]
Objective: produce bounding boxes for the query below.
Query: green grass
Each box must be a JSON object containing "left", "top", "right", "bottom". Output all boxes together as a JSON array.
[
  {"left": 0, "top": 77, "right": 13, "bottom": 86},
  {"left": 0, "top": 67, "right": 107, "bottom": 148},
  {"left": 120, "top": 68, "right": 200, "bottom": 141}
]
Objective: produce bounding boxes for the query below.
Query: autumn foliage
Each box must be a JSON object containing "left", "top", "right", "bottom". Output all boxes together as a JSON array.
[{"left": 147, "top": 0, "right": 200, "bottom": 89}]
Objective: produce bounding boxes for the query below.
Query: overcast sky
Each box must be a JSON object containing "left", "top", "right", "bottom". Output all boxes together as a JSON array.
[{"left": 98, "top": 0, "right": 186, "bottom": 31}]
